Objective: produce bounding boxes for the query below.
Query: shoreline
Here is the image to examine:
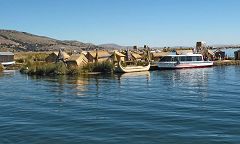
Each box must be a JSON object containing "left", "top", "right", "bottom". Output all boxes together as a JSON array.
[
  {"left": 213, "top": 60, "right": 240, "bottom": 66},
  {"left": 2, "top": 60, "right": 240, "bottom": 72}
]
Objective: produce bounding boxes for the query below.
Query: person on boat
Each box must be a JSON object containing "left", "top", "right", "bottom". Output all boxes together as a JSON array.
[{"left": 176, "top": 59, "right": 180, "bottom": 64}]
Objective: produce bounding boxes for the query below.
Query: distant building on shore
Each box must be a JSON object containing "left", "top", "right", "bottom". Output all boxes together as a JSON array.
[
  {"left": 214, "top": 49, "right": 225, "bottom": 60},
  {"left": 0, "top": 52, "right": 15, "bottom": 66},
  {"left": 133, "top": 46, "right": 138, "bottom": 51},
  {"left": 234, "top": 50, "right": 240, "bottom": 60}
]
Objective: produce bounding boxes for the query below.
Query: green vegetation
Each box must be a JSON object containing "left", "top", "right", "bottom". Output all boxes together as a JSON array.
[
  {"left": 15, "top": 52, "right": 49, "bottom": 63},
  {"left": 0, "top": 64, "right": 3, "bottom": 72},
  {"left": 0, "top": 52, "right": 50, "bottom": 71},
  {"left": 82, "top": 61, "right": 114, "bottom": 73},
  {"left": 20, "top": 61, "right": 114, "bottom": 76},
  {"left": 20, "top": 61, "right": 67, "bottom": 76},
  {"left": 67, "top": 66, "right": 82, "bottom": 75}
]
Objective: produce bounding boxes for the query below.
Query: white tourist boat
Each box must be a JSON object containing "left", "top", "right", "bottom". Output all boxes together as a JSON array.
[
  {"left": 156, "top": 54, "right": 213, "bottom": 69},
  {"left": 1, "top": 61, "right": 15, "bottom": 66},
  {"left": 116, "top": 61, "right": 150, "bottom": 73}
]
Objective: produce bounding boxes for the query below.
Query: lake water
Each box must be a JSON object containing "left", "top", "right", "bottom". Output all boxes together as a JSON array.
[
  {"left": 0, "top": 67, "right": 240, "bottom": 144},
  {"left": 221, "top": 48, "right": 240, "bottom": 57}
]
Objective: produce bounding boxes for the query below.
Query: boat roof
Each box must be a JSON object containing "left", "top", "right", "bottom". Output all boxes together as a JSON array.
[
  {"left": 0, "top": 52, "right": 14, "bottom": 56},
  {"left": 164, "top": 54, "right": 203, "bottom": 57}
]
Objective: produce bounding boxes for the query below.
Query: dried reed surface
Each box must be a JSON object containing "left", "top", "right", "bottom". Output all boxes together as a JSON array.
[{"left": 213, "top": 60, "right": 240, "bottom": 66}]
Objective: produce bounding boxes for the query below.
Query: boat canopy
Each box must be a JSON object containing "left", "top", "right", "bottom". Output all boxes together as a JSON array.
[{"left": 160, "top": 54, "right": 203, "bottom": 62}]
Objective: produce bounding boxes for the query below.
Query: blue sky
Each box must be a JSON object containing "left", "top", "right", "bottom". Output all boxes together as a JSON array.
[{"left": 0, "top": 0, "right": 240, "bottom": 47}]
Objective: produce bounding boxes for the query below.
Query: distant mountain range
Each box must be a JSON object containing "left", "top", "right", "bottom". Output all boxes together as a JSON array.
[
  {"left": 0, "top": 30, "right": 103, "bottom": 51},
  {"left": 1, "top": 29, "right": 239, "bottom": 52},
  {"left": 98, "top": 43, "right": 132, "bottom": 50}
]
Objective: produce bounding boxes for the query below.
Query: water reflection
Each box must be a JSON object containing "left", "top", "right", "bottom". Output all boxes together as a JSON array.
[
  {"left": 173, "top": 68, "right": 210, "bottom": 87},
  {"left": 0, "top": 70, "right": 16, "bottom": 77},
  {"left": 26, "top": 71, "right": 151, "bottom": 98},
  {"left": 156, "top": 68, "right": 213, "bottom": 98},
  {"left": 115, "top": 71, "right": 150, "bottom": 80},
  {"left": 28, "top": 74, "right": 116, "bottom": 97},
  {"left": 25, "top": 68, "right": 213, "bottom": 99}
]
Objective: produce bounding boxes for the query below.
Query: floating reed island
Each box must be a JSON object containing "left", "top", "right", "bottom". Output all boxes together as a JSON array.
[
  {"left": 20, "top": 61, "right": 114, "bottom": 76},
  {"left": 213, "top": 60, "right": 240, "bottom": 66},
  {"left": 1, "top": 42, "right": 240, "bottom": 75},
  {"left": 19, "top": 48, "right": 150, "bottom": 75}
]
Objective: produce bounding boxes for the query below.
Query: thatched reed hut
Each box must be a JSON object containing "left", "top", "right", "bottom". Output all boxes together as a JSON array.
[
  {"left": 214, "top": 49, "right": 225, "bottom": 60},
  {"left": 86, "top": 50, "right": 111, "bottom": 63},
  {"left": 110, "top": 51, "right": 125, "bottom": 62},
  {"left": 66, "top": 53, "right": 88, "bottom": 67},
  {"left": 151, "top": 52, "right": 170, "bottom": 61},
  {"left": 201, "top": 49, "right": 214, "bottom": 61},
  {"left": 131, "top": 52, "right": 142, "bottom": 61},
  {"left": 45, "top": 51, "right": 70, "bottom": 63},
  {"left": 206, "top": 49, "right": 214, "bottom": 60},
  {"left": 176, "top": 50, "right": 193, "bottom": 55}
]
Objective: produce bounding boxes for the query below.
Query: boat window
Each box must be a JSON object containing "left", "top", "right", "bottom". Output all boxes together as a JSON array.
[
  {"left": 192, "top": 56, "right": 203, "bottom": 61},
  {"left": 192, "top": 56, "right": 197, "bottom": 61},
  {"left": 160, "top": 56, "right": 172, "bottom": 62},
  {"left": 172, "top": 57, "right": 178, "bottom": 62},
  {"left": 197, "top": 56, "right": 203, "bottom": 61},
  {"left": 160, "top": 56, "right": 203, "bottom": 62},
  {"left": 179, "top": 56, "right": 186, "bottom": 61},
  {"left": 186, "top": 56, "right": 192, "bottom": 61}
]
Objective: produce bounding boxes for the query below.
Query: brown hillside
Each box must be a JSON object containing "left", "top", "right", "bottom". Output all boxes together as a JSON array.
[{"left": 0, "top": 29, "right": 103, "bottom": 51}]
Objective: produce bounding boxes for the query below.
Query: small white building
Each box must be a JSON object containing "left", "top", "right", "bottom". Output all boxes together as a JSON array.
[{"left": 0, "top": 52, "right": 15, "bottom": 66}]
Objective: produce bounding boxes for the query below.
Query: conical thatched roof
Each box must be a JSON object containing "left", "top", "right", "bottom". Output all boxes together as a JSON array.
[
  {"left": 207, "top": 50, "right": 214, "bottom": 56},
  {"left": 131, "top": 52, "right": 142, "bottom": 59},
  {"left": 88, "top": 50, "right": 111, "bottom": 58},
  {"left": 57, "top": 49, "right": 70, "bottom": 61},
  {"left": 114, "top": 51, "right": 125, "bottom": 57}
]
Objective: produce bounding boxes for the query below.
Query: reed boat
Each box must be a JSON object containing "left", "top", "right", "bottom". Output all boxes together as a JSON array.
[
  {"left": 116, "top": 61, "right": 150, "bottom": 73},
  {"left": 156, "top": 54, "right": 213, "bottom": 69}
]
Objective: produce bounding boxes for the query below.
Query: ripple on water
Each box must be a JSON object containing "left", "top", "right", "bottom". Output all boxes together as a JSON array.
[{"left": 0, "top": 67, "right": 240, "bottom": 144}]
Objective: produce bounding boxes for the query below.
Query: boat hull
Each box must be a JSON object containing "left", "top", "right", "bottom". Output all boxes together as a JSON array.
[
  {"left": 156, "top": 61, "right": 213, "bottom": 70},
  {"left": 1, "top": 61, "right": 15, "bottom": 66}
]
